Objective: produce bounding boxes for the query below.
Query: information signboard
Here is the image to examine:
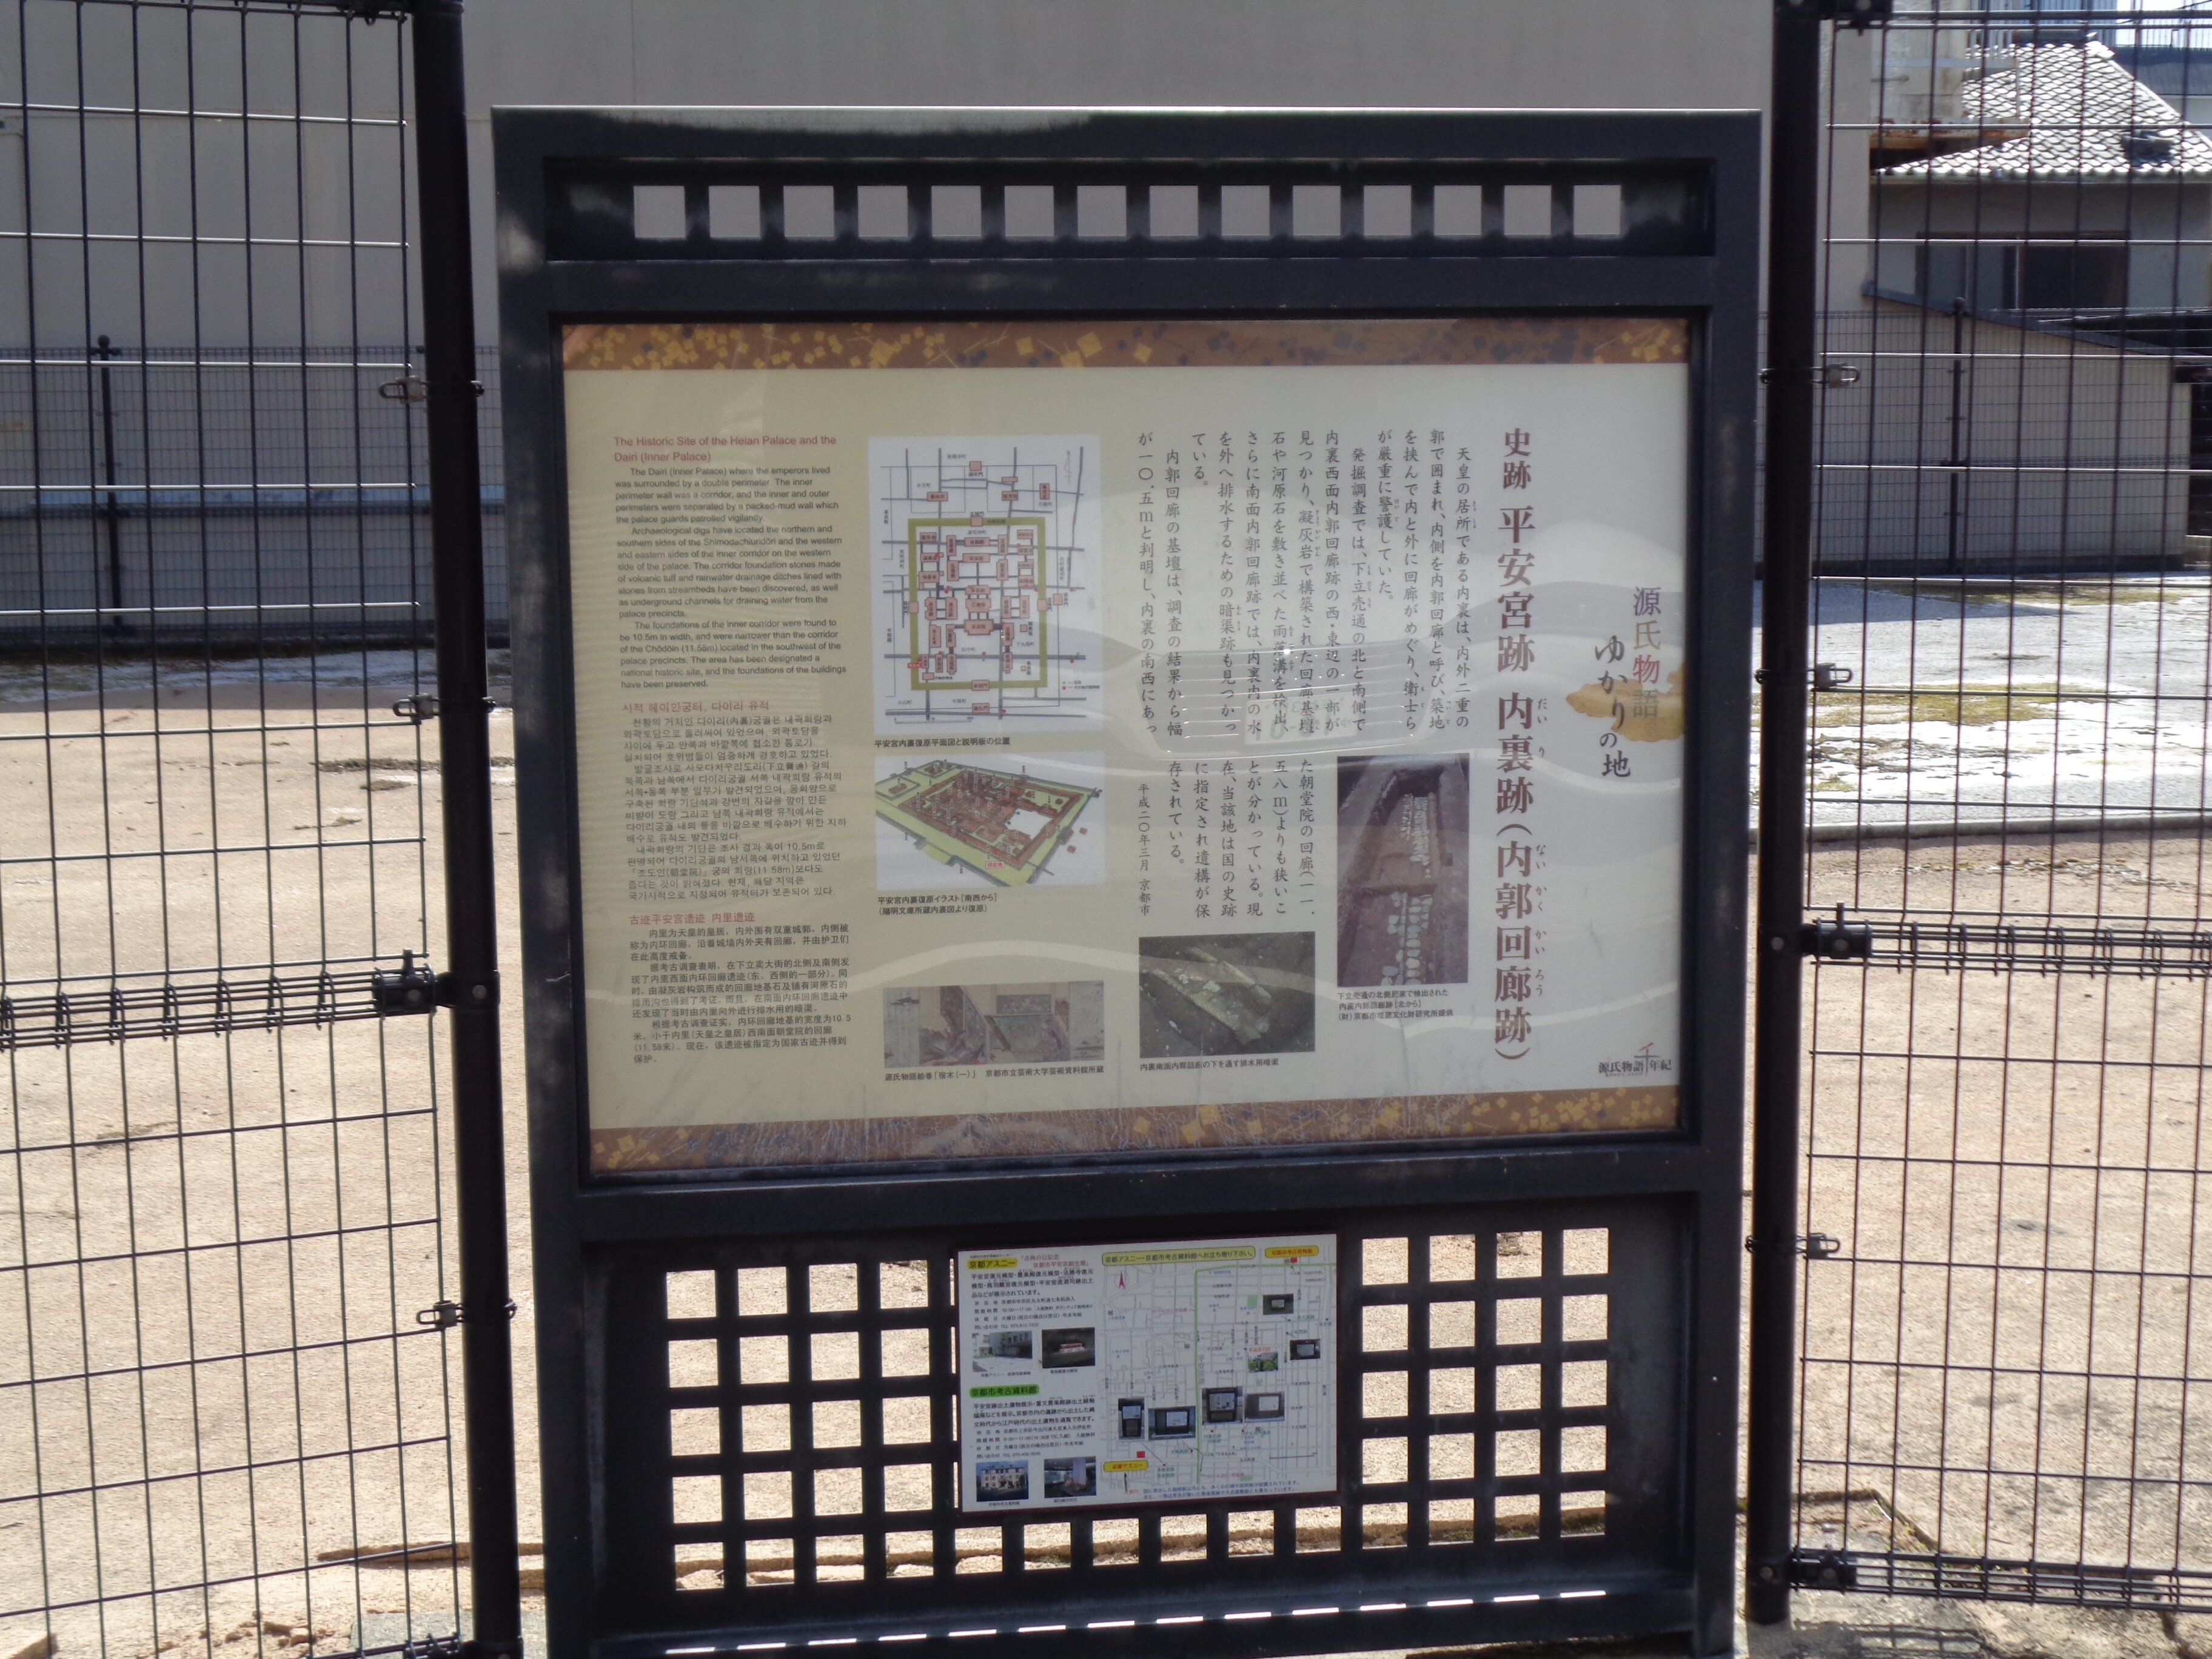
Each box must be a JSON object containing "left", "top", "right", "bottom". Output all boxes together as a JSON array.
[
  {"left": 498, "top": 107, "right": 1758, "bottom": 1659},
  {"left": 564, "top": 318, "right": 1689, "bottom": 1173},
  {"left": 955, "top": 1235, "right": 1340, "bottom": 1512}
]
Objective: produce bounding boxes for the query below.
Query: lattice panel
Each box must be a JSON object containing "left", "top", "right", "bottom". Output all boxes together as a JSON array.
[{"left": 594, "top": 1203, "right": 1685, "bottom": 1640}]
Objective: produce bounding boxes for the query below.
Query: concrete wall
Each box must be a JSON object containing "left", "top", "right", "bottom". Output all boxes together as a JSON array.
[
  {"left": 457, "top": 0, "right": 1771, "bottom": 327},
  {"left": 0, "top": 0, "right": 1778, "bottom": 349},
  {"left": 0, "top": 0, "right": 1777, "bottom": 646},
  {"left": 1868, "top": 179, "right": 2212, "bottom": 313},
  {"left": 1814, "top": 300, "right": 2196, "bottom": 570}
]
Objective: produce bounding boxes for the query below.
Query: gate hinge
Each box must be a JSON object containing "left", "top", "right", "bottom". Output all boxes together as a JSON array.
[
  {"left": 1746, "top": 1232, "right": 1843, "bottom": 1259},
  {"left": 392, "top": 694, "right": 441, "bottom": 723},
  {"left": 1779, "top": 0, "right": 1891, "bottom": 24},
  {"left": 417, "top": 1298, "right": 517, "bottom": 1330},
  {"left": 1799, "top": 908, "right": 1875, "bottom": 962},
  {"left": 370, "top": 952, "right": 500, "bottom": 1014},
  {"left": 1790, "top": 1548, "right": 1862, "bottom": 1589}
]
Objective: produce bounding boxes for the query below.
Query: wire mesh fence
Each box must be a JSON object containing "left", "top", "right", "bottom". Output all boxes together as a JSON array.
[
  {"left": 0, "top": 344, "right": 508, "bottom": 651},
  {"left": 1791, "top": 2, "right": 2212, "bottom": 1614},
  {"left": 1, "top": 2, "right": 471, "bottom": 1655}
]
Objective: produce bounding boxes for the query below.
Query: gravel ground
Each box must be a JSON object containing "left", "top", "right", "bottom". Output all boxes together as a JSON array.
[
  {"left": 1791, "top": 575, "right": 2212, "bottom": 829},
  {"left": 3, "top": 681, "right": 2208, "bottom": 1659}
]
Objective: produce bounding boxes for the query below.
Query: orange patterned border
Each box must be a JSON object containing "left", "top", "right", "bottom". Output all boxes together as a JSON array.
[
  {"left": 561, "top": 317, "right": 1687, "bottom": 373},
  {"left": 589, "top": 1086, "right": 1678, "bottom": 1174}
]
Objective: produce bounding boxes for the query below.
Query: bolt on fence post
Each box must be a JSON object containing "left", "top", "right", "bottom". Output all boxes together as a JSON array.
[
  {"left": 409, "top": 1, "right": 524, "bottom": 1652},
  {"left": 1747, "top": 0, "right": 1827, "bottom": 1627}
]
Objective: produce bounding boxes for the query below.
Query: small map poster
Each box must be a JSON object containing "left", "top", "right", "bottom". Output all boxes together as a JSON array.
[
  {"left": 956, "top": 1235, "right": 1338, "bottom": 1512},
  {"left": 558, "top": 317, "right": 1692, "bottom": 1172}
]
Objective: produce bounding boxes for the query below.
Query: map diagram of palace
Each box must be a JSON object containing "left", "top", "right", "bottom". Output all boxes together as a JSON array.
[
  {"left": 875, "top": 757, "right": 1102, "bottom": 889},
  {"left": 955, "top": 1236, "right": 1338, "bottom": 1512},
  {"left": 1090, "top": 1242, "right": 1338, "bottom": 1504},
  {"left": 871, "top": 437, "right": 1102, "bottom": 733}
]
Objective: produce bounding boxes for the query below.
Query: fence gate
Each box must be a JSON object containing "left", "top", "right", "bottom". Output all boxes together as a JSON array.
[
  {"left": 498, "top": 107, "right": 1759, "bottom": 1657},
  {"left": 1749, "top": 0, "right": 2212, "bottom": 1623},
  {"left": 1, "top": 3, "right": 518, "bottom": 1657}
]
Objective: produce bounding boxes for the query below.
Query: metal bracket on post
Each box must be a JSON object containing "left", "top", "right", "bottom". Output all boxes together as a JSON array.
[
  {"left": 1750, "top": 1550, "right": 1860, "bottom": 1592},
  {"left": 418, "top": 1298, "right": 518, "bottom": 1330},
  {"left": 393, "top": 694, "right": 443, "bottom": 723},
  {"left": 1791, "top": 1550, "right": 1862, "bottom": 1589},
  {"left": 1753, "top": 663, "right": 1855, "bottom": 688},
  {"left": 378, "top": 374, "right": 483, "bottom": 403},
  {"left": 370, "top": 951, "right": 501, "bottom": 1015},
  {"left": 1798, "top": 908, "right": 1874, "bottom": 962},
  {"left": 1746, "top": 1232, "right": 1842, "bottom": 1260},
  {"left": 1760, "top": 362, "right": 1862, "bottom": 387},
  {"left": 370, "top": 951, "right": 440, "bottom": 1014}
]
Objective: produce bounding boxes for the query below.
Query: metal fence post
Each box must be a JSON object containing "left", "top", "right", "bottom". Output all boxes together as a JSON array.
[
  {"left": 409, "top": 1, "right": 523, "bottom": 1652},
  {"left": 1746, "top": 0, "right": 1826, "bottom": 1627}
]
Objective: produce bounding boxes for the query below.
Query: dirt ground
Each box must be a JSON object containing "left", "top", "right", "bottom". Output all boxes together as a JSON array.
[{"left": 2, "top": 692, "right": 2208, "bottom": 1659}]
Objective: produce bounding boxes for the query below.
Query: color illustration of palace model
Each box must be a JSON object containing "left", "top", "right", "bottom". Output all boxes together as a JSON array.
[{"left": 875, "top": 760, "right": 1098, "bottom": 886}]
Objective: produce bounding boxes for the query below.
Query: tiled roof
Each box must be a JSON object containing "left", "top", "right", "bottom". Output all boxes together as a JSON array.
[{"left": 1880, "top": 41, "right": 2212, "bottom": 180}]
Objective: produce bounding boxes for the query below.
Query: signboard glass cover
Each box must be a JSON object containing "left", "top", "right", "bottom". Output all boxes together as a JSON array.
[{"left": 560, "top": 318, "right": 1690, "bottom": 1171}]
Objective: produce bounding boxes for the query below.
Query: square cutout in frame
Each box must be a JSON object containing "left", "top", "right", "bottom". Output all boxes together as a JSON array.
[
  {"left": 1004, "top": 184, "right": 1055, "bottom": 239},
  {"left": 1563, "top": 1490, "right": 1609, "bottom": 1536},
  {"left": 1503, "top": 183, "right": 1553, "bottom": 237},
  {"left": 708, "top": 184, "right": 760, "bottom": 240},
  {"left": 809, "top": 1262, "right": 860, "bottom": 1311},
  {"left": 665, "top": 1269, "right": 717, "bottom": 1319},
  {"left": 1292, "top": 183, "right": 1341, "bottom": 238},
  {"left": 856, "top": 185, "right": 910, "bottom": 240},
  {"left": 1496, "top": 1298, "right": 1543, "bottom": 1347},
  {"left": 930, "top": 186, "right": 982, "bottom": 239},
  {"left": 1364, "top": 183, "right": 1413, "bottom": 237},
  {"left": 632, "top": 184, "right": 686, "bottom": 241},
  {"left": 1572, "top": 183, "right": 1624, "bottom": 238},
  {"left": 781, "top": 184, "right": 836, "bottom": 240},
  {"left": 1076, "top": 184, "right": 1126, "bottom": 239},
  {"left": 1149, "top": 184, "right": 1200, "bottom": 238}
]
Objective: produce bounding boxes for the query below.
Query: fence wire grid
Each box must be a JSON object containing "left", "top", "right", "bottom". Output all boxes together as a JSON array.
[
  {"left": 1, "top": 2, "right": 473, "bottom": 1657},
  {"left": 16, "top": 0, "right": 2212, "bottom": 1647},
  {"left": 1792, "top": 3, "right": 2212, "bottom": 1614}
]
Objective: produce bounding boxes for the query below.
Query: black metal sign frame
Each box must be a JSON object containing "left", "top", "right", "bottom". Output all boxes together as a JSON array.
[{"left": 496, "top": 107, "right": 1758, "bottom": 1659}]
